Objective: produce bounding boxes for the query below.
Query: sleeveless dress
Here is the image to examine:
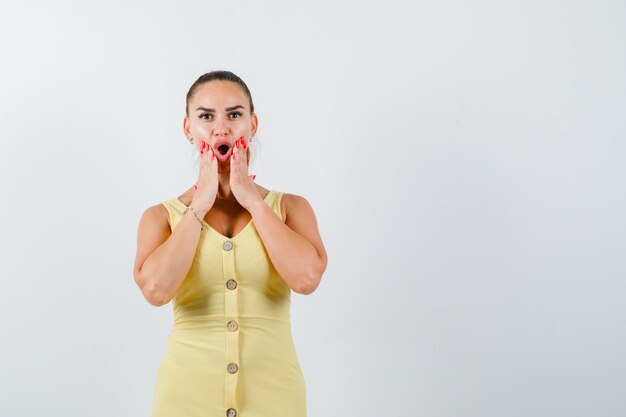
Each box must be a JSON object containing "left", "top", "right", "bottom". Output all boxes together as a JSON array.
[{"left": 151, "top": 190, "right": 307, "bottom": 417}]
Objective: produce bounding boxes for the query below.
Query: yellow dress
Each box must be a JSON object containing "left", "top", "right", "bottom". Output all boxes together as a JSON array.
[{"left": 151, "top": 190, "right": 307, "bottom": 417}]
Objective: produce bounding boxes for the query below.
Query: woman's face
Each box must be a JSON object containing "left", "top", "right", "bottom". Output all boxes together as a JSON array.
[{"left": 184, "top": 80, "right": 257, "bottom": 172}]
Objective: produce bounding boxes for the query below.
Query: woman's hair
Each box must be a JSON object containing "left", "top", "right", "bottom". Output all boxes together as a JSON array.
[{"left": 185, "top": 70, "right": 255, "bottom": 118}]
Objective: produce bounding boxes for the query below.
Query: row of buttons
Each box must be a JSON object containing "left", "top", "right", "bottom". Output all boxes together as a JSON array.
[{"left": 224, "top": 239, "right": 237, "bottom": 417}]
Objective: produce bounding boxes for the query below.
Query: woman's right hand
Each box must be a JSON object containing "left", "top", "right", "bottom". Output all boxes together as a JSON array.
[{"left": 191, "top": 141, "right": 219, "bottom": 214}]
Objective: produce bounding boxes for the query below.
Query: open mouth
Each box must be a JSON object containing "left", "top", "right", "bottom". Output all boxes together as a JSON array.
[
  {"left": 217, "top": 144, "right": 230, "bottom": 155},
  {"left": 212, "top": 142, "right": 233, "bottom": 162}
]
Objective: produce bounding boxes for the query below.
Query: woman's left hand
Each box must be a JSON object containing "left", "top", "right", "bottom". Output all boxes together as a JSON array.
[{"left": 230, "top": 136, "right": 260, "bottom": 210}]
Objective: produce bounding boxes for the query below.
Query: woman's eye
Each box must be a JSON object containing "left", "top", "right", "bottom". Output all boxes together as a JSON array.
[{"left": 199, "top": 112, "right": 242, "bottom": 120}]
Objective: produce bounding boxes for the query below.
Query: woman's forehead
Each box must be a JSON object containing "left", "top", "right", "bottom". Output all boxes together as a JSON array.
[
  {"left": 190, "top": 81, "right": 250, "bottom": 114},
  {"left": 193, "top": 92, "right": 246, "bottom": 112},
  {"left": 195, "top": 81, "right": 245, "bottom": 99}
]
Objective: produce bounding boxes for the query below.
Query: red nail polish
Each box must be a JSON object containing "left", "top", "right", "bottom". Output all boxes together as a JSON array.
[
  {"left": 242, "top": 137, "right": 247, "bottom": 149},
  {"left": 194, "top": 184, "right": 198, "bottom": 190},
  {"left": 250, "top": 174, "right": 256, "bottom": 181}
]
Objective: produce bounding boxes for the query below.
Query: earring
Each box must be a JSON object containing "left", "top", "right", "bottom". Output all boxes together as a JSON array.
[{"left": 188, "top": 137, "right": 194, "bottom": 144}]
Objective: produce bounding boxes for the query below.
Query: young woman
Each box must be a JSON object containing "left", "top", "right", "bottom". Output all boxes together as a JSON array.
[{"left": 133, "top": 70, "right": 328, "bottom": 417}]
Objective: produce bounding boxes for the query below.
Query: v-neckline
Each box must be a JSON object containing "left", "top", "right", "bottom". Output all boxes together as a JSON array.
[{"left": 173, "top": 190, "right": 273, "bottom": 240}]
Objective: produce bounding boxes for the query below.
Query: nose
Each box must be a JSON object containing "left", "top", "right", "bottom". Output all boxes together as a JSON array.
[{"left": 213, "top": 116, "right": 229, "bottom": 136}]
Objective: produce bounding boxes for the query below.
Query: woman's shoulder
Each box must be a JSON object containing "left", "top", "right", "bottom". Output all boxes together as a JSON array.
[
  {"left": 137, "top": 202, "right": 172, "bottom": 239},
  {"left": 279, "top": 191, "right": 316, "bottom": 224}
]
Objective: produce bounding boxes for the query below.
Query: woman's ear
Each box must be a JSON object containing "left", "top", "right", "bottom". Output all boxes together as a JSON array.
[
  {"left": 183, "top": 115, "right": 192, "bottom": 137},
  {"left": 250, "top": 113, "right": 258, "bottom": 137}
]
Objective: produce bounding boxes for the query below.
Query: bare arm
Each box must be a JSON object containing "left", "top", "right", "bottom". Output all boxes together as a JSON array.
[
  {"left": 133, "top": 204, "right": 208, "bottom": 306},
  {"left": 248, "top": 193, "right": 328, "bottom": 295}
]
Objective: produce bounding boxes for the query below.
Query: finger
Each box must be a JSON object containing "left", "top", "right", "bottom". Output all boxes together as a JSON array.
[
  {"left": 212, "top": 147, "right": 218, "bottom": 172},
  {"left": 231, "top": 142, "right": 237, "bottom": 166},
  {"left": 237, "top": 138, "right": 244, "bottom": 171},
  {"left": 238, "top": 138, "right": 248, "bottom": 172},
  {"left": 232, "top": 140, "right": 242, "bottom": 174}
]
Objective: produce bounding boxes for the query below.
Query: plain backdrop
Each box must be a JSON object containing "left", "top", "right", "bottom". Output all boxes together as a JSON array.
[{"left": 0, "top": 1, "right": 624, "bottom": 416}]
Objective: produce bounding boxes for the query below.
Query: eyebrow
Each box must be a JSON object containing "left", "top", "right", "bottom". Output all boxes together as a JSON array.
[{"left": 195, "top": 105, "right": 245, "bottom": 112}]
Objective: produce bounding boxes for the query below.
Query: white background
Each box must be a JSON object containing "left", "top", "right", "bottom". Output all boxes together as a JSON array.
[{"left": 0, "top": 1, "right": 624, "bottom": 416}]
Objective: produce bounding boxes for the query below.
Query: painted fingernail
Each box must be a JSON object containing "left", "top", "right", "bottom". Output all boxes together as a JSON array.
[
  {"left": 249, "top": 174, "right": 256, "bottom": 181},
  {"left": 194, "top": 184, "right": 198, "bottom": 190},
  {"left": 242, "top": 137, "right": 247, "bottom": 149}
]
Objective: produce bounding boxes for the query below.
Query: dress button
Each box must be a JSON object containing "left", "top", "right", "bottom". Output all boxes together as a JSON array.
[
  {"left": 227, "top": 362, "right": 238, "bottom": 374},
  {"left": 226, "top": 408, "right": 237, "bottom": 417},
  {"left": 226, "top": 279, "right": 237, "bottom": 290},
  {"left": 227, "top": 320, "right": 238, "bottom": 331},
  {"left": 223, "top": 240, "right": 233, "bottom": 251}
]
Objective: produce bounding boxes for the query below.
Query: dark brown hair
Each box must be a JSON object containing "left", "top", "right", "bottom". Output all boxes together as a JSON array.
[{"left": 185, "top": 70, "right": 255, "bottom": 118}]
